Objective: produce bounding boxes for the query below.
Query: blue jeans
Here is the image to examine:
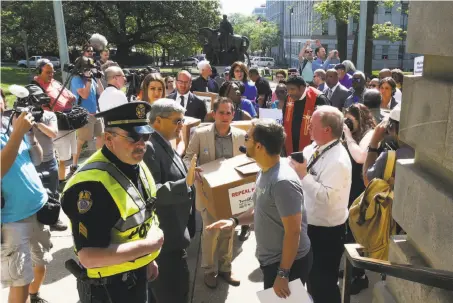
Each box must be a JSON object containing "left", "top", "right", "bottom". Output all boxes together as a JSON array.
[{"left": 35, "top": 158, "right": 59, "bottom": 195}]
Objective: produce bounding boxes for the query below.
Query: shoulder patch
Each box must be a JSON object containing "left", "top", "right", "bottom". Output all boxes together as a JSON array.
[
  {"left": 79, "top": 222, "right": 88, "bottom": 238},
  {"left": 77, "top": 190, "right": 93, "bottom": 214}
]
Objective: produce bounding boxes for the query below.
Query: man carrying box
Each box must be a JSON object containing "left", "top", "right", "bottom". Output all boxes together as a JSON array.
[
  {"left": 206, "top": 119, "right": 313, "bottom": 299},
  {"left": 184, "top": 97, "right": 245, "bottom": 289}
]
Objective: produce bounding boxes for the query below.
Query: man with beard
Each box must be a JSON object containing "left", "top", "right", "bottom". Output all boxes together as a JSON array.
[
  {"left": 282, "top": 76, "right": 328, "bottom": 155},
  {"left": 144, "top": 99, "right": 198, "bottom": 303},
  {"left": 61, "top": 102, "right": 164, "bottom": 303},
  {"left": 206, "top": 119, "right": 312, "bottom": 299}
]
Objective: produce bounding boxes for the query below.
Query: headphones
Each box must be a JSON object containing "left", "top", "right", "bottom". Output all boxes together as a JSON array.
[{"left": 36, "top": 59, "right": 51, "bottom": 75}]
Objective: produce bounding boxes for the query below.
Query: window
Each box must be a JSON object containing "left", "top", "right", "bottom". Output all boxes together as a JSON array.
[
  {"left": 382, "top": 45, "right": 389, "bottom": 59},
  {"left": 322, "top": 21, "right": 328, "bottom": 35},
  {"left": 385, "top": 6, "right": 392, "bottom": 14}
]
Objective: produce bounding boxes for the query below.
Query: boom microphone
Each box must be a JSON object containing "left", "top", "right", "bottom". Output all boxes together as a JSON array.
[
  {"left": 239, "top": 146, "right": 246, "bottom": 154},
  {"left": 89, "top": 33, "right": 108, "bottom": 51}
]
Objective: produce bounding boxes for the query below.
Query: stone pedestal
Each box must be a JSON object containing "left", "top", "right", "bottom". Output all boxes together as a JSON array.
[{"left": 372, "top": 2, "right": 453, "bottom": 302}]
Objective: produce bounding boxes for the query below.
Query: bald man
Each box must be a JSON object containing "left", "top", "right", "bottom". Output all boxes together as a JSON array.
[
  {"left": 167, "top": 70, "right": 208, "bottom": 121},
  {"left": 98, "top": 66, "right": 128, "bottom": 112}
]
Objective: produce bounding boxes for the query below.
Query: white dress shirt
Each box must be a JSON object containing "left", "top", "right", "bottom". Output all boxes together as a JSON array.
[
  {"left": 325, "top": 82, "right": 340, "bottom": 99},
  {"left": 300, "top": 139, "right": 352, "bottom": 227},
  {"left": 98, "top": 86, "right": 128, "bottom": 112},
  {"left": 176, "top": 92, "right": 190, "bottom": 109},
  {"left": 394, "top": 88, "right": 402, "bottom": 104}
]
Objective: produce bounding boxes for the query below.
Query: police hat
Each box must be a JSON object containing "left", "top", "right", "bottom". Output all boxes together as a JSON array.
[{"left": 95, "top": 101, "right": 153, "bottom": 134}]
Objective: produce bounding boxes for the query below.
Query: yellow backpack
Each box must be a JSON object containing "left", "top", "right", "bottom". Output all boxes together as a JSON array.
[{"left": 348, "top": 151, "right": 397, "bottom": 260}]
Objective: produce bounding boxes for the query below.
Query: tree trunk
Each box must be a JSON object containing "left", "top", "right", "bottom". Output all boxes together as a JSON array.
[
  {"left": 365, "top": 1, "right": 377, "bottom": 76},
  {"left": 116, "top": 43, "right": 131, "bottom": 65},
  {"left": 161, "top": 49, "right": 166, "bottom": 67},
  {"left": 336, "top": 20, "right": 348, "bottom": 62},
  {"left": 351, "top": 25, "right": 359, "bottom": 65}
]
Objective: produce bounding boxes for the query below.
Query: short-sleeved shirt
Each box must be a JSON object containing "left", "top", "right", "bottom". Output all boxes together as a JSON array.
[
  {"left": 1, "top": 117, "right": 47, "bottom": 223},
  {"left": 243, "top": 81, "right": 258, "bottom": 101},
  {"left": 366, "top": 146, "right": 415, "bottom": 181},
  {"left": 71, "top": 76, "right": 98, "bottom": 114},
  {"left": 33, "top": 111, "right": 57, "bottom": 162},
  {"left": 253, "top": 160, "right": 311, "bottom": 266},
  {"left": 239, "top": 99, "right": 257, "bottom": 118},
  {"left": 61, "top": 146, "right": 146, "bottom": 251},
  {"left": 98, "top": 86, "right": 128, "bottom": 112},
  {"left": 254, "top": 77, "right": 272, "bottom": 105}
]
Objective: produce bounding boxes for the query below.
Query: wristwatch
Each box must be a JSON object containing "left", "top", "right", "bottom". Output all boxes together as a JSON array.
[
  {"left": 229, "top": 217, "right": 239, "bottom": 227},
  {"left": 368, "top": 146, "right": 380, "bottom": 153},
  {"left": 277, "top": 268, "right": 290, "bottom": 279}
]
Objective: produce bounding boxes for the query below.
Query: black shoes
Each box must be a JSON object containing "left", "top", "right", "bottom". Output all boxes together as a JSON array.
[
  {"left": 50, "top": 219, "right": 68, "bottom": 231},
  {"left": 350, "top": 275, "right": 369, "bottom": 295},
  {"left": 30, "top": 292, "right": 49, "bottom": 303}
]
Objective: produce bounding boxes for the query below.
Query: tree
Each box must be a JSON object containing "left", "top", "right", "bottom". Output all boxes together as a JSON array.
[
  {"left": 314, "top": 0, "right": 359, "bottom": 63},
  {"left": 1, "top": 1, "right": 221, "bottom": 64},
  {"left": 230, "top": 14, "right": 280, "bottom": 56}
]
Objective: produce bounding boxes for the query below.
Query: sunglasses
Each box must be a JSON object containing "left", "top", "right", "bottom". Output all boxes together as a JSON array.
[
  {"left": 369, "top": 84, "right": 377, "bottom": 88},
  {"left": 162, "top": 117, "right": 185, "bottom": 125},
  {"left": 305, "top": 50, "right": 313, "bottom": 54},
  {"left": 111, "top": 132, "right": 150, "bottom": 143},
  {"left": 244, "top": 134, "right": 253, "bottom": 142},
  {"left": 352, "top": 78, "right": 362, "bottom": 83}
]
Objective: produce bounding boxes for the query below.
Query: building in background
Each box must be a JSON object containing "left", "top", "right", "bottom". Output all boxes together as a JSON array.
[
  {"left": 252, "top": 4, "right": 267, "bottom": 17},
  {"left": 266, "top": 0, "right": 415, "bottom": 71}
]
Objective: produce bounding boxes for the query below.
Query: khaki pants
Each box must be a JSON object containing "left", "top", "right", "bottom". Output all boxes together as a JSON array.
[{"left": 200, "top": 208, "right": 234, "bottom": 274}]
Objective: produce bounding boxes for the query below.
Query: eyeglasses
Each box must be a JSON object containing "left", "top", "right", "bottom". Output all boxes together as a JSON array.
[
  {"left": 111, "top": 132, "right": 150, "bottom": 143},
  {"left": 244, "top": 134, "right": 254, "bottom": 142},
  {"left": 352, "top": 78, "right": 362, "bottom": 83},
  {"left": 305, "top": 50, "right": 313, "bottom": 54},
  {"left": 369, "top": 84, "right": 377, "bottom": 88},
  {"left": 161, "top": 117, "right": 185, "bottom": 125},
  {"left": 177, "top": 80, "right": 191, "bottom": 85},
  {"left": 234, "top": 69, "right": 243, "bottom": 73}
]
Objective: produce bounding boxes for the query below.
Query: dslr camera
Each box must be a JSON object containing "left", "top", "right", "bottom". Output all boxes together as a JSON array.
[{"left": 63, "top": 56, "right": 100, "bottom": 79}]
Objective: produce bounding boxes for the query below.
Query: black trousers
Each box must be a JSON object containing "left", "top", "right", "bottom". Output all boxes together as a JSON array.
[
  {"left": 307, "top": 224, "right": 345, "bottom": 303},
  {"left": 260, "top": 248, "right": 313, "bottom": 290},
  {"left": 148, "top": 249, "right": 190, "bottom": 303},
  {"left": 77, "top": 267, "right": 148, "bottom": 303}
]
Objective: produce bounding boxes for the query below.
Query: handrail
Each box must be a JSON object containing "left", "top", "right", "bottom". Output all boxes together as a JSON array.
[{"left": 342, "top": 243, "right": 453, "bottom": 303}]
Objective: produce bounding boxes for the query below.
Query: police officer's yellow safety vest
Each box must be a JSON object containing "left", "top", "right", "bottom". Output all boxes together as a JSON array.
[{"left": 63, "top": 150, "right": 160, "bottom": 278}]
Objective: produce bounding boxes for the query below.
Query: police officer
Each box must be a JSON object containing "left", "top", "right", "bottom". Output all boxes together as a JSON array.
[{"left": 61, "top": 102, "right": 163, "bottom": 303}]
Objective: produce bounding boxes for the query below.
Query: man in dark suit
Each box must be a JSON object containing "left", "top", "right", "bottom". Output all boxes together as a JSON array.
[
  {"left": 144, "top": 99, "right": 198, "bottom": 303},
  {"left": 167, "top": 70, "right": 208, "bottom": 121},
  {"left": 324, "top": 69, "right": 352, "bottom": 111}
]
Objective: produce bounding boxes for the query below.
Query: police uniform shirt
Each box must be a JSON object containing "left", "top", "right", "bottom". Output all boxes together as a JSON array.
[{"left": 62, "top": 146, "right": 149, "bottom": 251}]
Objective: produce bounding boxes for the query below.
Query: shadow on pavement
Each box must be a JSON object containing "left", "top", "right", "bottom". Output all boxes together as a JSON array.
[
  {"left": 248, "top": 267, "right": 263, "bottom": 283},
  {"left": 44, "top": 246, "right": 74, "bottom": 285}
]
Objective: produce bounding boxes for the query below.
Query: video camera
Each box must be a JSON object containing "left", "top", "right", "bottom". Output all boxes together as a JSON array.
[
  {"left": 9, "top": 84, "right": 51, "bottom": 123},
  {"left": 63, "top": 56, "right": 101, "bottom": 79},
  {"left": 123, "top": 66, "right": 160, "bottom": 100}
]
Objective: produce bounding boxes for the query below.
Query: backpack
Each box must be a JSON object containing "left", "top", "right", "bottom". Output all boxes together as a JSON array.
[{"left": 348, "top": 151, "right": 397, "bottom": 260}]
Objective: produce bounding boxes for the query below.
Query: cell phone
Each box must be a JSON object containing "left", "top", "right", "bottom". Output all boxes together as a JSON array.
[{"left": 290, "top": 152, "right": 305, "bottom": 163}]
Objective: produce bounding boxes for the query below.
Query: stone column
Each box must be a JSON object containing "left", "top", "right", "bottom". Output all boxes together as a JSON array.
[{"left": 373, "top": 2, "right": 453, "bottom": 303}]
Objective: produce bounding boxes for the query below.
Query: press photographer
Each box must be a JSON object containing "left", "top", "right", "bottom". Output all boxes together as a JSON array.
[
  {"left": 70, "top": 54, "right": 104, "bottom": 172},
  {"left": 1, "top": 98, "right": 53, "bottom": 303},
  {"left": 33, "top": 59, "right": 80, "bottom": 189}
]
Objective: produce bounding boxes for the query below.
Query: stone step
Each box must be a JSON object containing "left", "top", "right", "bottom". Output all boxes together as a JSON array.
[
  {"left": 386, "top": 235, "right": 453, "bottom": 303},
  {"left": 372, "top": 281, "right": 397, "bottom": 303}
]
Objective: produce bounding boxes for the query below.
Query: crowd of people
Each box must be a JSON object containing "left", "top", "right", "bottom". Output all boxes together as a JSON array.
[{"left": 0, "top": 35, "right": 414, "bottom": 303}]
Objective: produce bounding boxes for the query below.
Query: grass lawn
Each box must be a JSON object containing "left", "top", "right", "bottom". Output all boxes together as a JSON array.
[{"left": 1, "top": 67, "right": 62, "bottom": 108}]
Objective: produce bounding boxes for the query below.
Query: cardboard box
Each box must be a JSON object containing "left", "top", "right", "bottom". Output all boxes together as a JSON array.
[
  {"left": 193, "top": 91, "right": 218, "bottom": 113},
  {"left": 182, "top": 116, "right": 201, "bottom": 147},
  {"left": 195, "top": 154, "right": 260, "bottom": 220},
  {"left": 231, "top": 120, "right": 253, "bottom": 133}
]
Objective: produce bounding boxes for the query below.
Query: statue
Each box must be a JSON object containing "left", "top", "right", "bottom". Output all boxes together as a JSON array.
[
  {"left": 219, "top": 15, "right": 234, "bottom": 52},
  {"left": 198, "top": 16, "right": 250, "bottom": 66}
]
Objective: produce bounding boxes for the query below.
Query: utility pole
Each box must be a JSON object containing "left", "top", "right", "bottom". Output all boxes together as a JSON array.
[
  {"left": 53, "top": 0, "right": 70, "bottom": 82},
  {"left": 289, "top": 7, "right": 294, "bottom": 67},
  {"left": 357, "top": 1, "right": 367, "bottom": 71}
]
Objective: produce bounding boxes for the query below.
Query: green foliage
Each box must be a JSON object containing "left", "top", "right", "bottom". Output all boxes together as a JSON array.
[
  {"left": 1, "top": 1, "right": 221, "bottom": 62},
  {"left": 372, "top": 22, "right": 406, "bottom": 42},
  {"left": 230, "top": 14, "right": 280, "bottom": 55},
  {"left": 314, "top": 0, "right": 360, "bottom": 24}
]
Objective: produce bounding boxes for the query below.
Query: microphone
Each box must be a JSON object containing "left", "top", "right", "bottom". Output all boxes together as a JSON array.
[{"left": 239, "top": 146, "right": 246, "bottom": 154}]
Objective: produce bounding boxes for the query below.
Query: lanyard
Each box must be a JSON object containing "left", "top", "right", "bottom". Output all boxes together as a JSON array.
[{"left": 307, "top": 140, "right": 340, "bottom": 171}]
